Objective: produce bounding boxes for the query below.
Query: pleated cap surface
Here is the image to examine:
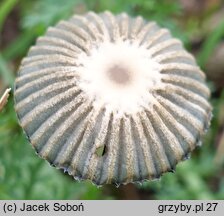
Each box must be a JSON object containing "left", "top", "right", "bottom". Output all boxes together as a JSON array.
[{"left": 14, "top": 11, "right": 212, "bottom": 185}]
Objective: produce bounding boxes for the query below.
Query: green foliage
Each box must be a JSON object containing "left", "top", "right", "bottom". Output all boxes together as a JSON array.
[
  {"left": 2, "top": 30, "right": 37, "bottom": 61},
  {"left": 21, "top": 0, "right": 79, "bottom": 30},
  {"left": 197, "top": 20, "right": 224, "bottom": 68},
  {"left": 0, "top": 54, "right": 14, "bottom": 86},
  {"left": 2, "top": 0, "right": 80, "bottom": 61}
]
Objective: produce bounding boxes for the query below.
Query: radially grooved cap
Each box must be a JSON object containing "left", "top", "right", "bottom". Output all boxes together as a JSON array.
[{"left": 14, "top": 11, "right": 212, "bottom": 186}]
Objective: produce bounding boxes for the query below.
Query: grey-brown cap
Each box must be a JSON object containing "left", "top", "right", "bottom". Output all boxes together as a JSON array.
[{"left": 14, "top": 11, "right": 212, "bottom": 186}]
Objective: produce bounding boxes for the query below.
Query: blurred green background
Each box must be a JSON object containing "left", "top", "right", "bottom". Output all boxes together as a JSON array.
[{"left": 0, "top": 0, "right": 224, "bottom": 200}]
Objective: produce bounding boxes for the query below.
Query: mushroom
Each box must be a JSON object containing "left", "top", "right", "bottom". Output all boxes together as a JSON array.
[{"left": 14, "top": 11, "right": 212, "bottom": 186}]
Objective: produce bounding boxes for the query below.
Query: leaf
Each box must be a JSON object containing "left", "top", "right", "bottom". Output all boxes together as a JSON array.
[
  {"left": 0, "top": 54, "right": 14, "bottom": 85},
  {"left": 21, "top": 0, "right": 79, "bottom": 30},
  {"left": 197, "top": 20, "right": 224, "bottom": 68}
]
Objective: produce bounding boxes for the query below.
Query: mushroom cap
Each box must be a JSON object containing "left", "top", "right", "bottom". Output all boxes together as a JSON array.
[{"left": 14, "top": 11, "right": 212, "bottom": 186}]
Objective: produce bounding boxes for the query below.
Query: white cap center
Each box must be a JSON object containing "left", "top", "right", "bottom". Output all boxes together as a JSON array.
[{"left": 77, "top": 40, "right": 162, "bottom": 117}]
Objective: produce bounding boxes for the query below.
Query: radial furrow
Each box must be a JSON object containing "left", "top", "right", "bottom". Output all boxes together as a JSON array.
[
  {"left": 70, "top": 109, "right": 104, "bottom": 178},
  {"left": 16, "top": 80, "right": 75, "bottom": 112},
  {"left": 117, "top": 13, "right": 129, "bottom": 41},
  {"left": 146, "top": 109, "right": 181, "bottom": 169},
  {"left": 153, "top": 101, "right": 195, "bottom": 151},
  {"left": 46, "top": 27, "right": 88, "bottom": 53},
  {"left": 149, "top": 39, "right": 182, "bottom": 56},
  {"left": 71, "top": 15, "right": 102, "bottom": 42},
  {"left": 160, "top": 63, "right": 205, "bottom": 81},
  {"left": 21, "top": 55, "right": 78, "bottom": 68},
  {"left": 57, "top": 20, "right": 91, "bottom": 42},
  {"left": 162, "top": 74, "right": 210, "bottom": 98},
  {"left": 31, "top": 93, "right": 85, "bottom": 147},
  {"left": 102, "top": 11, "right": 120, "bottom": 42},
  {"left": 155, "top": 94, "right": 203, "bottom": 135},
  {"left": 130, "top": 16, "right": 144, "bottom": 39},
  {"left": 15, "top": 71, "right": 75, "bottom": 100},
  {"left": 27, "top": 45, "right": 78, "bottom": 58},
  {"left": 16, "top": 66, "right": 77, "bottom": 85},
  {"left": 104, "top": 117, "right": 120, "bottom": 184},
  {"left": 36, "top": 36, "right": 82, "bottom": 53},
  {"left": 132, "top": 115, "right": 156, "bottom": 179},
  {"left": 153, "top": 107, "right": 185, "bottom": 162},
  {"left": 155, "top": 84, "right": 211, "bottom": 112},
  {"left": 153, "top": 51, "right": 196, "bottom": 65},
  {"left": 54, "top": 106, "right": 94, "bottom": 172},
  {"left": 140, "top": 111, "right": 171, "bottom": 174},
  {"left": 121, "top": 117, "right": 136, "bottom": 182},
  {"left": 156, "top": 90, "right": 209, "bottom": 123},
  {"left": 39, "top": 102, "right": 92, "bottom": 160},
  {"left": 136, "top": 21, "right": 157, "bottom": 45},
  {"left": 19, "top": 59, "right": 77, "bottom": 75},
  {"left": 82, "top": 113, "right": 111, "bottom": 182},
  {"left": 20, "top": 86, "right": 80, "bottom": 127},
  {"left": 145, "top": 29, "right": 170, "bottom": 49},
  {"left": 86, "top": 12, "right": 110, "bottom": 41}
]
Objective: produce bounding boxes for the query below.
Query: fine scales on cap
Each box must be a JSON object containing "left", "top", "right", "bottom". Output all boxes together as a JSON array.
[{"left": 14, "top": 11, "right": 212, "bottom": 186}]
